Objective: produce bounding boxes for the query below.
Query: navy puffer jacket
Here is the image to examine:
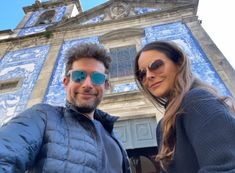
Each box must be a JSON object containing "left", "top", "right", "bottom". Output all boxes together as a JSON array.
[{"left": 0, "top": 103, "right": 131, "bottom": 173}]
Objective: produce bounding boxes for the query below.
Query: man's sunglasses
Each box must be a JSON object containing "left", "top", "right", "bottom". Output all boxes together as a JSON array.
[
  {"left": 136, "top": 59, "right": 164, "bottom": 82},
  {"left": 67, "top": 70, "right": 107, "bottom": 85}
]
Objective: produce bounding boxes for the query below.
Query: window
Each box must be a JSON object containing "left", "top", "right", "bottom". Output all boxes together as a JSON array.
[
  {"left": 0, "top": 78, "right": 22, "bottom": 93},
  {"left": 109, "top": 45, "right": 137, "bottom": 78},
  {"left": 35, "top": 10, "right": 56, "bottom": 25}
]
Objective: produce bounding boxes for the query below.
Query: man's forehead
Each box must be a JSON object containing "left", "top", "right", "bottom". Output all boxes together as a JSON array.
[{"left": 71, "top": 58, "right": 106, "bottom": 72}]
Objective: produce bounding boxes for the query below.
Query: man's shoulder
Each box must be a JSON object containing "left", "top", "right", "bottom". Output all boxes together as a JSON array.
[
  {"left": 95, "top": 109, "right": 119, "bottom": 122},
  {"left": 29, "top": 103, "right": 64, "bottom": 116},
  {"left": 95, "top": 109, "right": 119, "bottom": 133},
  {"left": 32, "top": 103, "right": 61, "bottom": 110},
  {"left": 32, "top": 103, "right": 55, "bottom": 109}
]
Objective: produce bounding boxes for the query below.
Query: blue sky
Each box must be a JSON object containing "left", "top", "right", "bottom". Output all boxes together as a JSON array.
[{"left": 0, "top": 0, "right": 107, "bottom": 30}]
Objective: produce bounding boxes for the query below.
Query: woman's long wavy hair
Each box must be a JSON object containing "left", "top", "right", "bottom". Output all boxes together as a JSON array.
[{"left": 134, "top": 41, "right": 235, "bottom": 170}]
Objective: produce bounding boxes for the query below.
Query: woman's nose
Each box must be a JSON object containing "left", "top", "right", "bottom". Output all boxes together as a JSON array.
[{"left": 145, "top": 69, "right": 155, "bottom": 80}]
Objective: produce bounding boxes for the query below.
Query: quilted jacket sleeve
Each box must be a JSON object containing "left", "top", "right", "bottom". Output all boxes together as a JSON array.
[{"left": 0, "top": 104, "right": 47, "bottom": 173}]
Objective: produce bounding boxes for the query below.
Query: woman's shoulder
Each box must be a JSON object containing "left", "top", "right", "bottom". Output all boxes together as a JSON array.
[
  {"left": 180, "top": 88, "right": 222, "bottom": 125},
  {"left": 179, "top": 88, "right": 235, "bottom": 150},
  {"left": 184, "top": 88, "right": 216, "bottom": 100},
  {"left": 181, "top": 88, "right": 218, "bottom": 108},
  {"left": 180, "top": 87, "right": 232, "bottom": 131}
]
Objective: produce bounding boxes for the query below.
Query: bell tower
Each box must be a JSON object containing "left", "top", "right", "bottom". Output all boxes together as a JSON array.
[{"left": 16, "top": 0, "right": 82, "bottom": 37}]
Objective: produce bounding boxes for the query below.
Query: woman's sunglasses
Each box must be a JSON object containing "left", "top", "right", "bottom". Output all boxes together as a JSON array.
[
  {"left": 67, "top": 70, "right": 107, "bottom": 85},
  {"left": 136, "top": 59, "right": 164, "bottom": 82}
]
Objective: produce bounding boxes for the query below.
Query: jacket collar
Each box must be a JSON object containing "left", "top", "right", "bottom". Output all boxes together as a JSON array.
[{"left": 65, "top": 101, "right": 119, "bottom": 133}]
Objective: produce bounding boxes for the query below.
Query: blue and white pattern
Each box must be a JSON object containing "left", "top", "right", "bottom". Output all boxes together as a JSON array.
[
  {"left": 25, "top": 11, "right": 42, "bottom": 27},
  {"left": 18, "top": 6, "right": 66, "bottom": 36},
  {"left": 18, "top": 24, "right": 51, "bottom": 37},
  {"left": 81, "top": 14, "right": 105, "bottom": 25},
  {"left": 143, "top": 22, "right": 230, "bottom": 96},
  {"left": 134, "top": 7, "right": 161, "bottom": 15},
  {"left": 43, "top": 37, "right": 99, "bottom": 106},
  {"left": 112, "top": 82, "right": 138, "bottom": 93},
  {"left": 0, "top": 45, "right": 50, "bottom": 123}
]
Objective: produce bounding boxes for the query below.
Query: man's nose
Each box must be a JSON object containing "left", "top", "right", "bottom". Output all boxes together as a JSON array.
[{"left": 81, "top": 75, "right": 93, "bottom": 87}]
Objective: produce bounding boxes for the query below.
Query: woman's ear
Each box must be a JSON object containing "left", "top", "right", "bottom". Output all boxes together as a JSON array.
[{"left": 105, "top": 80, "right": 110, "bottom": 90}]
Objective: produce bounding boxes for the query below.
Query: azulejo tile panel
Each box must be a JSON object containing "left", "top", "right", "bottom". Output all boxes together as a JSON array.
[
  {"left": 81, "top": 14, "right": 105, "bottom": 25},
  {"left": 134, "top": 7, "right": 161, "bottom": 15},
  {"left": 0, "top": 45, "right": 50, "bottom": 123},
  {"left": 143, "top": 22, "right": 230, "bottom": 96},
  {"left": 43, "top": 37, "right": 99, "bottom": 106},
  {"left": 18, "top": 6, "right": 66, "bottom": 37},
  {"left": 112, "top": 82, "right": 138, "bottom": 93}
]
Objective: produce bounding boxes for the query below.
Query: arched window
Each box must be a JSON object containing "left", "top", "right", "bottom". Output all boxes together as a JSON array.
[{"left": 35, "top": 10, "right": 56, "bottom": 25}]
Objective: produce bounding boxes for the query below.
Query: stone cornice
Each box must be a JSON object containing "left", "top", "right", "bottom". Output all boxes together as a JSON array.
[
  {"left": 0, "top": 29, "right": 13, "bottom": 34},
  {"left": 49, "top": 2, "right": 196, "bottom": 30},
  {"left": 50, "top": 4, "right": 196, "bottom": 32},
  {"left": 99, "top": 28, "right": 144, "bottom": 43}
]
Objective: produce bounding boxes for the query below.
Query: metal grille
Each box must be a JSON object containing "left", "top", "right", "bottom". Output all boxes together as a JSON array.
[{"left": 109, "top": 45, "right": 137, "bottom": 78}]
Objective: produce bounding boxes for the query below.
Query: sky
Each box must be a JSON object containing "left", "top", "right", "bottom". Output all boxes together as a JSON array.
[
  {"left": 197, "top": 0, "right": 235, "bottom": 69},
  {"left": 0, "top": 0, "right": 234, "bottom": 69}
]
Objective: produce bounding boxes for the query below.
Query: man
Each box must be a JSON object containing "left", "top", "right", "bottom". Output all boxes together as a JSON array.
[{"left": 0, "top": 43, "right": 131, "bottom": 173}]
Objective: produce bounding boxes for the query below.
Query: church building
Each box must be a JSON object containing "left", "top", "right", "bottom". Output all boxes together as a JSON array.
[{"left": 0, "top": 0, "right": 234, "bottom": 172}]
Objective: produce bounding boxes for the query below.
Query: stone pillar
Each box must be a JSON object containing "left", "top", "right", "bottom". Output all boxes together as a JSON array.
[
  {"left": 186, "top": 19, "right": 235, "bottom": 96},
  {"left": 27, "top": 33, "right": 65, "bottom": 107}
]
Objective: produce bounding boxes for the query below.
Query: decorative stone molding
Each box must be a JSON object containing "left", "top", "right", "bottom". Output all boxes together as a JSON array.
[
  {"left": 34, "top": 0, "right": 42, "bottom": 9},
  {"left": 6, "top": 37, "right": 50, "bottom": 51},
  {"left": 99, "top": 27, "right": 144, "bottom": 43},
  {"left": 114, "top": 116, "right": 157, "bottom": 149},
  {"left": 108, "top": 2, "right": 131, "bottom": 20}
]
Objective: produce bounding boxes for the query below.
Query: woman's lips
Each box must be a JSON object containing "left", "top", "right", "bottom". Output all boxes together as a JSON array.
[{"left": 150, "top": 80, "right": 163, "bottom": 89}]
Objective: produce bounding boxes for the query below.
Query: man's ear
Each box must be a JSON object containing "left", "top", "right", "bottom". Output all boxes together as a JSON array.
[
  {"left": 105, "top": 80, "right": 110, "bottom": 90},
  {"left": 63, "top": 76, "right": 69, "bottom": 88}
]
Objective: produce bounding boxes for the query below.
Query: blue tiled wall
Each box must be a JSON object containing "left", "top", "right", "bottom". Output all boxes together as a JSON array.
[
  {"left": 134, "top": 7, "right": 161, "bottom": 15},
  {"left": 81, "top": 14, "right": 105, "bottom": 25},
  {"left": 0, "top": 45, "right": 50, "bottom": 123}
]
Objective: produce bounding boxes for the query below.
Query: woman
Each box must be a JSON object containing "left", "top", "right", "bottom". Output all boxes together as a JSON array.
[{"left": 134, "top": 41, "right": 235, "bottom": 173}]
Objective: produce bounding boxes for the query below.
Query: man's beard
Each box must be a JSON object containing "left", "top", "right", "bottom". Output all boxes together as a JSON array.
[
  {"left": 72, "top": 94, "right": 102, "bottom": 114},
  {"left": 76, "top": 106, "right": 95, "bottom": 114}
]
